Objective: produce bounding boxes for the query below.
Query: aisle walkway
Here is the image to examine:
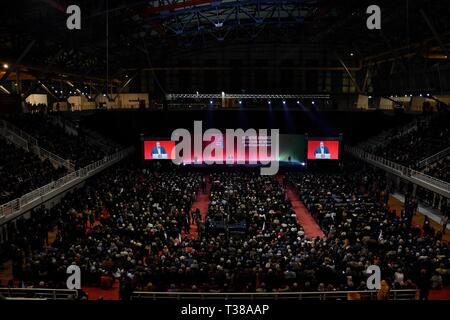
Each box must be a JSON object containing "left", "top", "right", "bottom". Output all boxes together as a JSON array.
[
  {"left": 187, "top": 175, "right": 211, "bottom": 239},
  {"left": 83, "top": 281, "right": 120, "bottom": 300},
  {"left": 276, "top": 176, "right": 323, "bottom": 239},
  {"left": 285, "top": 184, "right": 324, "bottom": 239}
]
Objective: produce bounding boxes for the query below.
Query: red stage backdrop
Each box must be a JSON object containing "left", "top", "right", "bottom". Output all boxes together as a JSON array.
[
  {"left": 143, "top": 134, "right": 305, "bottom": 163},
  {"left": 307, "top": 140, "right": 340, "bottom": 160},
  {"left": 180, "top": 133, "right": 274, "bottom": 163}
]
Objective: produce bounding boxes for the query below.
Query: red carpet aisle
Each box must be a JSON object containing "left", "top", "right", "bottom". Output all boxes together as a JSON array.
[
  {"left": 83, "top": 281, "right": 120, "bottom": 300},
  {"left": 275, "top": 175, "right": 324, "bottom": 239},
  {"left": 429, "top": 287, "right": 450, "bottom": 300},
  {"left": 285, "top": 184, "right": 325, "bottom": 239},
  {"left": 188, "top": 175, "right": 211, "bottom": 239}
]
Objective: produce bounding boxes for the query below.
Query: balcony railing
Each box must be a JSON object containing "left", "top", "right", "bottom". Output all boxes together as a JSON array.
[
  {"left": 347, "top": 146, "right": 450, "bottom": 198},
  {"left": 0, "top": 119, "right": 74, "bottom": 171},
  {"left": 37, "top": 145, "right": 75, "bottom": 172},
  {"left": 0, "top": 147, "right": 134, "bottom": 220},
  {"left": 416, "top": 146, "right": 450, "bottom": 169},
  {"left": 0, "top": 288, "right": 78, "bottom": 300},
  {"left": 0, "top": 119, "right": 38, "bottom": 147},
  {"left": 132, "top": 289, "right": 417, "bottom": 301}
]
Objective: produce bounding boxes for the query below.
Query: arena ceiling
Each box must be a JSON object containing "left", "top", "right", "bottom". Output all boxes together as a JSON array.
[{"left": 0, "top": 0, "right": 449, "bottom": 85}]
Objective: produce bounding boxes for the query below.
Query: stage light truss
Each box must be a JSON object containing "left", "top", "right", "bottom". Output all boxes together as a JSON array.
[{"left": 166, "top": 93, "right": 330, "bottom": 100}]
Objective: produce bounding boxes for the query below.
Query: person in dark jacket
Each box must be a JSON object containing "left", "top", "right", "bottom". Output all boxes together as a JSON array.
[{"left": 417, "top": 269, "right": 431, "bottom": 300}]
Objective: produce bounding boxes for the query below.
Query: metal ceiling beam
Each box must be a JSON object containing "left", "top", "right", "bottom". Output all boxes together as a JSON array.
[
  {"left": 420, "top": 9, "right": 450, "bottom": 59},
  {"left": 134, "top": 64, "right": 362, "bottom": 71},
  {"left": 143, "top": 0, "right": 215, "bottom": 16},
  {"left": 37, "top": 80, "right": 59, "bottom": 100},
  {"left": 0, "top": 85, "right": 10, "bottom": 94},
  {"left": 113, "top": 71, "right": 139, "bottom": 100},
  {"left": 362, "top": 31, "right": 450, "bottom": 64},
  {"left": 336, "top": 55, "right": 361, "bottom": 94},
  {"left": 38, "top": 0, "right": 67, "bottom": 13},
  {"left": 0, "top": 40, "right": 36, "bottom": 86},
  {"left": 23, "top": 48, "right": 65, "bottom": 98}
]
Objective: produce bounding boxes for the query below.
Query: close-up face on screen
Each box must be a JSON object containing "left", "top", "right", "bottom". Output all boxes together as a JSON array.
[{"left": 0, "top": 0, "right": 449, "bottom": 317}]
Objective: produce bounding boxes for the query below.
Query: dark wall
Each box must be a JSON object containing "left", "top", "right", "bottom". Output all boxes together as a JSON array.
[
  {"left": 0, "top": 95, "right": 21, "bottom": 113},
  {"left": 82, "top": 109, "right": 415, "bottom": 148},
  {"left": 130, "top": 43, "right": 360, "bottom": 98}
]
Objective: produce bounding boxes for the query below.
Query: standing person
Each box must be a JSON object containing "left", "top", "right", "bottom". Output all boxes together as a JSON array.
[
  {"left": 194, "top": 208, "right": 201, "bottom": 225},
  {"left": 314, "top": 141, "right": 330, "bottom": 156},
  {"left": 383, "top": 188, "right": 390, "bottom": 205},
  {"left": 184, "top": 210, "right": 190, "bottom": 233},
  {"left": 441, "top": 214, "right": 448, "bottom": 235},
  {"left": 88, "top": 209, "right": 95, "bottom": 228},
  {"left": 423, "top": 216, "right": 433, "bottom": 237},
  {"left": 441, "top": 199, "right": 448, "bottom": 217},
  {"left": 201, "top": 176, "right": 207, "bottom": 193},
  {"left": 151, "top": 141, "right": 167, "bottom": 158},
  {"left": 417, "top": 269, "right": 431, "bottom": 300},
  {"left": 82, "top": 207, "right": 89, "bottom": 229},
  {"left": 119, "top": 276, "right": 133, "bottom": 301},
  {"left": 198, "top": 221, "right": 205, "bottom": 239}
]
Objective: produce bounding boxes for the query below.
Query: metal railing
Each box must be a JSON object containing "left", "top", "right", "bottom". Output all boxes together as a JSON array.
[
  {"left": 0, "top": 287, "right": 78, "bottom": 300},
  {"left": 132, "top": 289, "right": 417, "bottom": 301},
  {"left": 38, "top": 146, "right": 75, "bottom": 172},
  {"left": 82, "top": 127, "right": 119, "bottom": 152},
  {"left": 0, "top": 119, "right": 38, "bottom": 147},
  {"left": 2, "top": 130, "right": 29, "bottom": 151},
  {"left": 48, "top": 114, "right": 79, "bottom": 136},
  {"left": 410, "top": 170, "right": 450, "bottom": 192},
  {"left": 0, "top": 147, "right": 134, "bottom": 220},
  {"left": 417, "top": 146, "right": 450, "bottom": 169},
  {"left": 347, "top": 146, "right": 450, "bottom": 198},
  {"left": 357, "top": 119, "right": 418, "bottom": 151},
  {"left": 0, "top": 119, "right": 74, "bottom": 171},
  {"left": 357, "top": 113, "right": 437, "bottom": 151},
  {"left": 50, "top": 114, "right": 120, "bottom": 152}
]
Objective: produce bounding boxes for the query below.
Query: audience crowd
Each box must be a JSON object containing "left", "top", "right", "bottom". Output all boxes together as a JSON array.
[
  {"left": 0, "top": 137, "right": 67, "bottom": 204},
  {"left": 4, "top": 113, "right": 111, "bottom": 168},
  {"left": 1, "top": 161, "right": 449, "bottom": 299},
  {"left": 423, "top": 156, "right": 450, "bottom": 183},
  {"left": 288, "top": 165, "right": 449, "bottom": 295},
  {"left": 371, "top": 111, "right": 450, "bottom": 170},
  {"left": 3, "top": 164, "right": 199, "bottom": 299},
  {"left": 25, "top": 102, "right": 51, "bottom": 114}
]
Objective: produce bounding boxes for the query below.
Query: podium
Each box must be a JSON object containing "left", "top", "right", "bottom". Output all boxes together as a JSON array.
[
  {"left": 315, "top": 153, "right": 331, "bottom": 159},
  {"left": 152, "top": 154, "right": 168, "bottom": 159}
]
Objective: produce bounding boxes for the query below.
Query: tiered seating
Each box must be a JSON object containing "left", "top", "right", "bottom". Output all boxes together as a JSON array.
[
  {"left": 423, "top": 156, "right": 450, "bottom": 183},
  {"left": 0, "top": 137, "right": 67, "bottom": 204},
  {"left": 5, "top": 165, "right": 199, "bottom": 294},
  {"left": 4, "top": 114, "right": 112, "bottom": 168},
  {"left": 206, "top": 173, "right": 297, "bottom": 236},
  {"left": 287, "top": 164, "right": 450, "bottom": 290},
  {"left": 3, "top": 162, "right": 449, "bottom": 297},
  {"left": 370, "top": 112, "right": 450, "bottom": 168}
]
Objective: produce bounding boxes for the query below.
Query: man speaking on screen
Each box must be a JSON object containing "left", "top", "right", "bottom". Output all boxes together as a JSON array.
[
  {"left": 152, "top": 141, "right": 167, "bottom": 159},
  {"left": 314, "top": 141, "right": 330, "bottom": 159}
]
